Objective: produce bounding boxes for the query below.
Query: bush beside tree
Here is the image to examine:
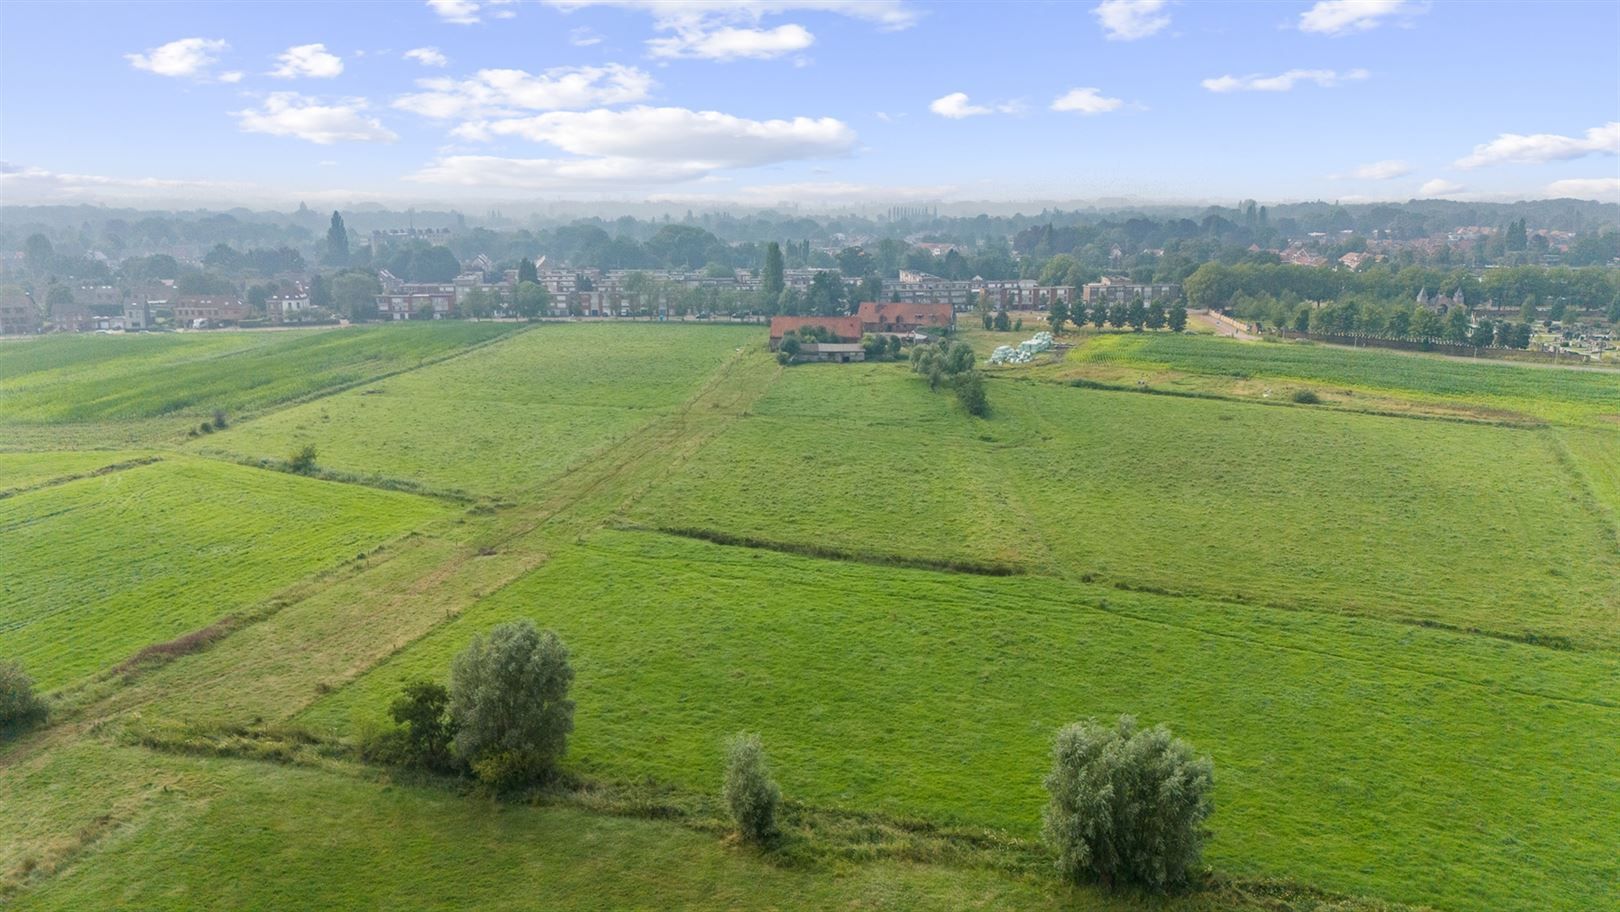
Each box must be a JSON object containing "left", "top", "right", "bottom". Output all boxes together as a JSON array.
[
  {"left": 1042, "top": 715, "right": 1213, "bottom": 892},
  {"left": 0, "top": 660, "right": 48, "bottom": 737}
]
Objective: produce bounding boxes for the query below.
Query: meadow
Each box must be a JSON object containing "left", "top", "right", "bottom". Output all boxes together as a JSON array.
[
  {"left": 304, "top": 529, "right": 1618, "bottom": 912},
  {"left": 3, "top": 321, "right": 1617, "bottom": 912},
  {"left": 0, "top": 323, "right": 513, "bottom": 426},
  {"left": 1063, "top": 332, "right": 1620, "bottom": 426},
  {"left": 198, "top": 323, "right": 758, "bottom": 496},
  {"left": 629, "top": 362, "right": 1620, "bottom": 649},
  {"left": 0, "top": 456, "right": 447, "bottom": 689}
]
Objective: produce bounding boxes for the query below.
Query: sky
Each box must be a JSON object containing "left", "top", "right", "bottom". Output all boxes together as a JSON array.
[{"left": 0, "top": 0, "right": 1617, "bottom": 209}]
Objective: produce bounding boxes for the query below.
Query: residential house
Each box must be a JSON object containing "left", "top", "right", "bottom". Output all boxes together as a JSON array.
[
  {"left": 172, "top": 296, "right": 250, "bottom": 326},
  {"left": 0, "top": 290, "right": 40, "bottom": 335}
]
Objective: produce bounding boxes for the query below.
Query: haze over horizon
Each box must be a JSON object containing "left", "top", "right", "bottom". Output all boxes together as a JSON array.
[{"left": 1, "top": 0, "right": 1618, "bottom": 208}]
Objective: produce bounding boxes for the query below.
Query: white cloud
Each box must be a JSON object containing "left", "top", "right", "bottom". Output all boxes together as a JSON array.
[
  {"left": 1299, "top": 1, "right": 1421, "bottom": 36},
  {"left": 233, "top": 93, "right": 399, "bottom": 144},
  {"left": 1418, "top": 178, "right": 1463, "bottom": 197},
  {"left": 1092, "top": 0, "right": 1169, "bottom": 41},
  {"left": 1050, "top": 87, "right": 1124, "bottom": 115},
  {"left": 544, "top": 1, "right": 919, "bottom": 30},
  {"left": 652, "top": 181, "right": 953, "bottom": 204},
  {"left": 428, "top": 0, "right": 483, "bottom": 24},
  {"left": 404, "top": 47, "right": 450, "bottom": 67},
  {"left": 649, "top": 23, "right": 814, "bottom": 60},
  {"left": 1201, "top": 68, "right": 1369, "bottom": 92},
  {"left": 0, "top": 162, "right": 250, "bottom": 201},
  {"left": 546, "top": 2, "right": 915, "bottom": 63},
  {"left": 930, "top": 92, "right": 990, "bottom": 119},
  {"left": 569, "top": 27, "right": 604, "bottom": 46},
  {"left": 1545, "top": 177, "right": 1620, "bottom": 201},
  {"left": 1453, "top": 122, "right": 1620, "bottom": 169},
  {"left": 125, "top": 37, "right": 230, "bottom": 79},
  {"left": 270, "top": 43, "right": 344, "bottom": 79},
  {"left": 411, "top": 104, "right": 856, "bottom": 189},
  {"left": 393, "top": 64, "right": 653, "bottom": 120},
  {"left": 452, "top": 105, "right": 855, "bottom": 161},
  {"left": 219, "top": 71, "right": 245, "bottom": 84},
  {"left": 1333, "top": 159, "right": 1412, "bottom": 180}
]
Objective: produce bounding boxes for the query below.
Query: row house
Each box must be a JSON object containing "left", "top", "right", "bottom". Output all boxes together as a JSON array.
[
  {"left": 0, "top": 290, "right": 40, "bottom": 335},
  {"left": 1081, "top": 276, "right": 1182, "bottom": 306},
  {"left": 976, "top": 280, "right": 1075, "bottom": 311},
  {"left": 172, "top": 296, "right": 250, "bottom": 326},
  {"left": 375, "top": 284, "right": 455, "bottom": 320},
  {"left": 267, "top": 292, "right": 311, "bottom": 322}
]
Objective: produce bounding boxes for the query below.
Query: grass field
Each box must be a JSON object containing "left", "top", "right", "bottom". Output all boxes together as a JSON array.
[
  {"left": 1063, "top": 332, "right": 1620, "bottom": 426},
  {"left": 303, "top": 529, "right": 1618, "bottom": 912},
  {"left": 629, "top": 362, "right": 1620, "bottom": 649},
  {"left": 0, "top": 450, "right": 152, "bottom": 495},
  {"left": 0, "top": 457, "right": 447, "bottom": 689},
  {"left": 4, "top": 321, "right": 1617, "bottom": 912},
  {"left": 0, "top": 323, "right": 514, "bottom": 426},
  {"left": 197, "top": 323, "right": 757, "bottom": 496}
]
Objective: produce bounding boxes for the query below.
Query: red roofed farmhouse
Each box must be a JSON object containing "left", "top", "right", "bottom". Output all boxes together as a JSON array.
[
  {"left": 856, "top": 301, "right": 955, "bottom": 334},
  {"left": 769, "top": 315, "right": 863, "bottom": 348}
]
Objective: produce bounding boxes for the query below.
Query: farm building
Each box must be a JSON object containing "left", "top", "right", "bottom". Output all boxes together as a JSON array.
[
  {"left": 794, "top": 342, "right": 866, "bottom": 363},
  {"left": 856, "top": 301, "right": 955, "bottom": 334},
  {"left": 769, "top": 315, "right": 863, "bottom": 348}
]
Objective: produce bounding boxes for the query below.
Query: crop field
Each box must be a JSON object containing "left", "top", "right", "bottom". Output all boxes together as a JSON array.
[
  {"left": 3, "top": 321, "right": 1617, "bottom": 912},
  {"left": 196, "top": 323, "right": 757, "bottom": 496},
  {"left": 0, "top": 456, "right": 447, "bottom": 689},
  {"left": 0, "top": 323, "right": 513, "bottom": 426},
  {"left": 1065, "top": 332, "right": 1620, "bottom": 425}
]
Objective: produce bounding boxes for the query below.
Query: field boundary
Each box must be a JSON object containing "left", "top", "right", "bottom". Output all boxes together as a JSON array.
[
  {"left": 0, "top": 455, "right": 163, "bottom": 499},
  {"left": 620, "top": 523, "right": 1028, "bottom": 576}
]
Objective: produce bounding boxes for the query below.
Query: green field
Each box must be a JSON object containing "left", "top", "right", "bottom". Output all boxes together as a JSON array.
[
  {"left": 3, "top": 321, "right": 1617, "bottom": 911},
  {"left": 1066, "top": 332, "right": 1620, "bottom": 426},
  {"left": 630, "top": 363, "right": 1620, "bottom": 649},
  {"left": 0, "top": 457, "right": 447, "bottom": 689},
  {"left": 0, "top": 323, "right": 513, "bottom": 426},
  {"left": 304, "top": 529, "right": 1618, "bottom": 912},
  {"left": 197, "top": 323, "right": 756, "bottom": 497}
]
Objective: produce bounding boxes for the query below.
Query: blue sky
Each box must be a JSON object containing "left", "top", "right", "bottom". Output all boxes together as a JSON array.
[{"left": 1, "top": 0, "right": 1616, "bottom": 207}]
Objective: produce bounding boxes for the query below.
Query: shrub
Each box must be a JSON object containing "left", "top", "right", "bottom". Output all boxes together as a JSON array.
[
  {"left": 211, "top": 409, "right": 229, "bottom": 430},
  {"left": 287, "top": 444, "right": 318, "bottom": 475},
  {"left": 1042, "top": 715, "right": 1213, "bottom": 892},
  {"left": 1291, "top": 389, "right": 1321, "bottom": 404},
  {"left": 0, "top": 660, "right": 49, "bottom": 736},
  {"left": 385, "top": 679, "right": 457, "bottom": 770},
  {"left": 449, "top": 619, "right": 574, "bottom": 788},
  {"left": 723, "top": 732, "right": 781, "bottom": 845},
  {"left": 953, "top": 370, "right": 990, "bottom": 417}
]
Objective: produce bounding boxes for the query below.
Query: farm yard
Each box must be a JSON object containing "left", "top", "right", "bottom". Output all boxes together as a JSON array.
[{"left": 2, "top": 322, "right": 1617, "bottom": 912}]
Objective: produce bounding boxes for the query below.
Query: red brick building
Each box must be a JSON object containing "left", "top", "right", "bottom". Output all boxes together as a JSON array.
[
  {"left": 768, "top": 315, "right": 863, "bottom": 348},
  {"left": 856, "top": 301, "right": 955, "bottom": 334}
]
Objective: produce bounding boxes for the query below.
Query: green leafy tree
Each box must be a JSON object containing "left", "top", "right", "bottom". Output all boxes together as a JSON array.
[
  {"left": 993, "top": 310, "right": 1011, "bottom": 332},
  {"left": 387, "top": 680, "right": 457, "bottom": 770},
  {"left": 763, "top": 242, "right": 785, "bottom": 303},
  {"left": 723, "top": 732, "right": 781, "bottom": 845},
  {"left": 325, "top": 211, "right": 350, "bottom": 266},
  {"left": 331, "top": 272, "right": 381, "bottom": 321},
  {"left": 518, "top": 258, "right": 538, "bottom": 285},
  {"left": 1145, "top": 303, "right": 1166, "bottom": 331},
  {"left": 449, "top": 619, "right": 575, "bottom": 788},
  {"left": 1042, "top": 715, "right": 1213, "bottom": 892},
  {"left": 1047, "top": 300, "right": 1069, "bottom": 334},
  {"left": 1444, "top": 305, "right": 1471, "bottom": 343},
  {"left": 1167, "top": 304, "right": 1188, "bottom": 333},
  {"left": 515, "top": 281, "right": 551, "bottom": 319},
  {"left": 287, "top": 444, "right": 318, "bottom": 475}
]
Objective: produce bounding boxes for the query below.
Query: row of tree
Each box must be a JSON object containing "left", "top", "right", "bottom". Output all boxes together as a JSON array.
[{"left": 1038, "top": 299, "right": 1189, "bottom": 335}]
